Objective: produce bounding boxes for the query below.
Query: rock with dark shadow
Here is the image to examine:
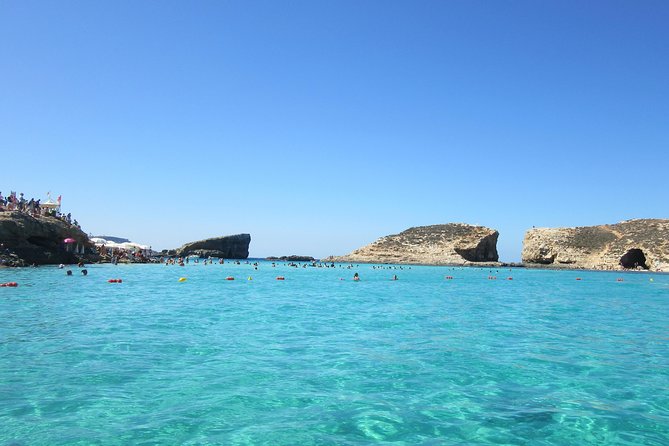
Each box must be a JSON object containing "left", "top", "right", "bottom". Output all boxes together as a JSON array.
[
  {"left": 522, "top": 219, "right": 669, "bottom": 271},
  {"left": 176, "top": 234, "right": 251, "bottom": 259},
  {"left": 323, "top": 224, "right": 499, "bottom": 265},
  {"left": 0, "top": 211, "right": 99, "bottom": 266}
]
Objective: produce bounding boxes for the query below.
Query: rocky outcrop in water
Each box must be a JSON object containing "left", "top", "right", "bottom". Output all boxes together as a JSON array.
[
  {"left": 521, "top": 219, "right": 669, "bottom": 271},
  {"left": 266, "top": 255, "right": 316, "bottom": 262},
  {"left": 0, "top": 211, "right": 98, "bottom": 266},
  {"left": 323, "top": 224, "right": 499, "bottom": 265},
  {"left": 176, "top": 234, "right": 251, "bottom": 259}
]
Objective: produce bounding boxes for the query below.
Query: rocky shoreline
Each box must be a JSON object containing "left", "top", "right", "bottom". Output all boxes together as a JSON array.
[
  {"left": 522, "top": 219, "right": 669, "bottom": 272},
  {"left": 1, "top": 211, "right": 667, "bottom": 272},
  {"left": 0, "top": 211, "right": 100, "bottom": 267}
]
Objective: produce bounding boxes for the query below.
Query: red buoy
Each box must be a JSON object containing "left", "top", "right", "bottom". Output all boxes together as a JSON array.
[
  {"left": 226, "top": 276, "right": 235, "bottom": 281},
  {"left": 276, "top": 276, "right": 285, "bottom": 280}
]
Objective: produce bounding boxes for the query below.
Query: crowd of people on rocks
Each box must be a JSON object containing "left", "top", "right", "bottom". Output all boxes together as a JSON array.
[
  {"left": 106, "top": 249, "right": 151, "bottom": 265},
  {"left": 0, "top": 191, "right": 80, "bottom": 228}
]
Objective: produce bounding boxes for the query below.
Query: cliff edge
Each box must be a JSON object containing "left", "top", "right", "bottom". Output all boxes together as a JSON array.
[
  {"left": 0, "top": 211, "right": 97, "bottom": 266},
  {"left": 324, "top": 224, "right": 499, "bottom": 265},
  {"left": 522, "top": 219, "right": 669, "bottom": 271}
]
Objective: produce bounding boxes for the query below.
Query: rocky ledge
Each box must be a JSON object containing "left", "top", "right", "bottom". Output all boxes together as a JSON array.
[
  {"left": 176, "top": 234, "right": 251, "bottom": 259},
  {"left": 0, "top": 211, "right": 98, "bottom": 266},
  {"left": 521, "top": 219, "right": 669, "bottom": 271},
  {"left": 323, "top": 224, "right": 499, "bottom": 265}
]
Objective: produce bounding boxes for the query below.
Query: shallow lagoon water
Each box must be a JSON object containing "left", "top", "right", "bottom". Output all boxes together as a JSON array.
[{"left": 1, "top": 262, "right": 668, "bottom": 445}]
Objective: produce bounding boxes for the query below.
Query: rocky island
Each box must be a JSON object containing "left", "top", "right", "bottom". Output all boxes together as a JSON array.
[
  {"left": 522, "top": 219, "right": 669, "bottom": 272},
  {"left": 175, "top": 234, "right": 251, "bottom": 259},
  {"left": 0, "top": 211, "right": 98, "bottom": 266},
  {"left": 266, "top": 255, "right": 316, "bottom": 262},
  {"left": 324, "top": 223, "right": 499, "bottom": 265}
]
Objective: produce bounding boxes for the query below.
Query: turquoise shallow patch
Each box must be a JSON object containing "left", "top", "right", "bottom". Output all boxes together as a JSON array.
[{"left": 1, "top": 263, "right": 668, "bottom": 445}]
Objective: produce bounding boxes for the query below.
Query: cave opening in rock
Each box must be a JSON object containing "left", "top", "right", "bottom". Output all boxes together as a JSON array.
[{"left": 620, "top": 248, "right": 648, "bottom": 269}]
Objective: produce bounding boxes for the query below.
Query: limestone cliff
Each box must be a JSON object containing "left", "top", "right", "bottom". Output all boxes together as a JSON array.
[
  {"left": 0, "top": 211, "right": 98, "bottom": 266},
  {"left": 522, "top": 219, "right": 669, "bottom": 271},
  {"left": 324, "top": 224, "right": 499, "bottom": 265},
  {"left": 176, "top": 234, "right": 251, "bottom": 259}
]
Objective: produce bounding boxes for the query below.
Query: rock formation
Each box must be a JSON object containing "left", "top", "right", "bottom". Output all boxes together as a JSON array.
[
  {"left": 176, "top": 234, "right": 251, "bottom": 259},
  {"left": 522, "top": 219, "right": 669, "bottom": 271},
  {"left": 266, "top": 255, "right": 316, "bottom": 262},
  {"left": 324, "top": 224, "right": 499, "bottom": 265},
  {"left": 0, "top": 211, "right": 98, "bottom": 266}
]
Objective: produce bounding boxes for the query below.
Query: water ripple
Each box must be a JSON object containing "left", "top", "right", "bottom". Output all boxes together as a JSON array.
[{"left": 1, "top": 264, "right": 668, "bottom": 444}]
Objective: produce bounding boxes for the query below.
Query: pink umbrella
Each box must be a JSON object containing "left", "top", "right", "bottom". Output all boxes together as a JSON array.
[{"left": 63, "top": 238, "right": 77, "bottom": 243}]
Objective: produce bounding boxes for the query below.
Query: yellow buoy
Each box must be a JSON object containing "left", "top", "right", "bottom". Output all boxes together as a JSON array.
[
  {"left": 248, "top": 276, "right": 253, "bottom": 281},
  {"left": 178, "top": 277, "right": 187, "bottom": 282}
]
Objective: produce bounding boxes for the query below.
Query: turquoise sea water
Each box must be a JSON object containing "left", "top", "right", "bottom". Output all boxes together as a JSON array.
[{"left": 1, "top": 262, "right": 668, "bottom": 445}]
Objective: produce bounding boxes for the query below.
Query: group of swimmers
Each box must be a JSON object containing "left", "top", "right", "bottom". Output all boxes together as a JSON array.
[
  {"left": 162, "top": 257, "right": 226, "bottom": 266},
  {"left": 59, "top": 261, "right": 88, "bottom": 276}
]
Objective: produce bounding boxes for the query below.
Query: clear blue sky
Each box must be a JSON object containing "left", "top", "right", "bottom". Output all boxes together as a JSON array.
[{"left": 1, "top": 1, "right": 667, "bottom": 260}]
